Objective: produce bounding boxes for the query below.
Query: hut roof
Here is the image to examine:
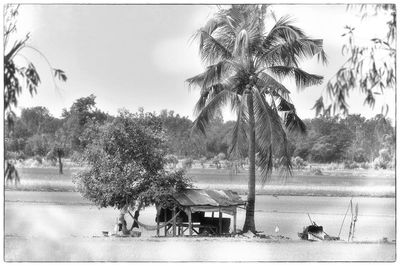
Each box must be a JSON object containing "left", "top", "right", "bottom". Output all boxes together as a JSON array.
[{"left": 172, "top": 189, "right": 245, "bottom": 207}]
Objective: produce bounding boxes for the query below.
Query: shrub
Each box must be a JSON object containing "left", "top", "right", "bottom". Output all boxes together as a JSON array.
[
  {"left": 292, "top": 156, "right": 307, "bottom": 169},
  {"left": 360, "top": 162, "right": 370, "bottom": 169},
  {"left": 5, "top": 151, "right": 26, "bottom": 161},
  {"left": 373, "top": 149, "right": 392, "bottom": 169},
  {"left": 344, "top": 160, "right": 359, "bottom": 169},
  {"left": 199, "top": 157, "right": 207, "bottom": 168},
  {"left": 34, "top": 155, "right": 43, "bottom": 164},
  {"left": 165, "top": 154, "right": 179, "bottom": 169},
  {"left": 310, "top": 167, "right": 323, "bottom": 175},
  {"left": 217, "top": 152, "right": 226, "bottom": 161},
  {"left": 182, "top": 158, "right": 193, "bottom": 169}
]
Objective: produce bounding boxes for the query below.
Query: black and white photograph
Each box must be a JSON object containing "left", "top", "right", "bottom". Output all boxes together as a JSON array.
[{"left": 2, "top": 1, "right": 396, "bottom": 262}]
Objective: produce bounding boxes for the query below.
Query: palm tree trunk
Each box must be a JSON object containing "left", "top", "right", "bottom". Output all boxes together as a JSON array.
[{"left": 243, "top": 92, "right": 256, "bottom": 233}]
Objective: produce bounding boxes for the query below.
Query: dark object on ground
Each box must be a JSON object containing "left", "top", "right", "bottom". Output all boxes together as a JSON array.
[
  {"left": 299, "top": 224, "right": 339, "bottom": 241},
  {"left": 199, "top": 217, "right": 231, "bottom": 235}
]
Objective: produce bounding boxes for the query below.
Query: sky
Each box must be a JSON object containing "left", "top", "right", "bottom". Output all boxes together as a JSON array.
[{"left": 10, "top": 4, "right": 395, "bottom": 122}]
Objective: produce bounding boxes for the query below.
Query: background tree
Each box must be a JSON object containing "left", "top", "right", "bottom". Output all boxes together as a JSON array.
[
  {"left": 73, "top": 110, "right": 191, "bottom": 230},
  {"left": 187, "top": 5, "right": 327, "bottom": 232},
  {"left": 62, "top": 94, "right": 108, "bottom": 151},
  {"left": 46, "top": 127, "right": 70, "bottom": 174}
]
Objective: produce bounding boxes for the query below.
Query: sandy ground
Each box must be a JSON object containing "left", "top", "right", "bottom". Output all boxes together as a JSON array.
[{"left": 4, "top": 191, "right": 396, "bottom": 261}]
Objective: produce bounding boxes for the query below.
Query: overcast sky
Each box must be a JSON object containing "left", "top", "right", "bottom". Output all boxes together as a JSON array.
[{"left": 12, "top": 4, "right": 395, "bottom": 122}]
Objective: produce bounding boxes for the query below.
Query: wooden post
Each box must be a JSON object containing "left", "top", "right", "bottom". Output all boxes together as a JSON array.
[
  {"left": 219, "top": 208, "right": 222, "bottom": 235},
  {"left": 187, "top": 208, "right": 193, "bottom": 236},
  {"left": 233, "top": 208, "right": 237, "bottom": 234},
  {"left": 173, "top": 207, "right": 177, "bottom": 237},
  {"left": 156, "top": 205, "right": 160, "bottom": 237},
  {"left": 212, "top": 212, "right": 214, "bottom": 218},
  {"left": 164, "top": 208, "right": 168, "bottom": 236}
]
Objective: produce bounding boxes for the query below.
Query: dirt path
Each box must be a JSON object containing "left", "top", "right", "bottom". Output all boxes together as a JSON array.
[
  {"left": 5, "top": 236, "right": 395, "bottom": 261},
  {"left": 4, "top": 191, "right": 396, "bottom": 261}
]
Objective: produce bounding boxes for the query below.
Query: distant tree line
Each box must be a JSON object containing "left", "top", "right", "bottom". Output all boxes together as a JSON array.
[{"left": 5, "top": 95, "right": 395, "bottom": 170}]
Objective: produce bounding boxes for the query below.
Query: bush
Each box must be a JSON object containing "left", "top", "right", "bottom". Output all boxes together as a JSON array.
[
  {"left": 360, "top": 162, "right": 370, "bottom": 169},
  {"left": 182, "top": 158, "right": 193, "bottom": 169},
  {"left": 199, "top": 157, "right": 207, "bottom": 168},
  {"left": 292, "top": 156, "right": 307, "bottom": 169},
  {"left": 373, "top": 149, "right": 392, "bottom": 169},
  {"left": 5, "top": 151, "right": 26, "bottom": 161},
  {"left": 217, "top": 152, "right": 226, "bottom": 161},
  {"left": 344, "top": 160, "right": 359, "bottom": 169},
  {"left": 34, "top": 155, "right": 43, "bottom": 164},
  {"left": 165, "top": 154, "right": 179, "bottom": 168},
  {"left": 310, "top": 167, "right": 323, "bottom": 176},
  {"left": 212, "top": 156, "right": 221, "bottom": 169},
  {"left": 70, "top": 151, "right": 84, "bottom": 164}
]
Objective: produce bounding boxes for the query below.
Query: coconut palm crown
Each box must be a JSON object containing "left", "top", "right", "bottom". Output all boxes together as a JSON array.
[{"left": 186, "top": 5, "right": 327, "bottom": 232}]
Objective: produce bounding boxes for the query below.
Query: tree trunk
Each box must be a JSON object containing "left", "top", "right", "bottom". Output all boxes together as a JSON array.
[
  {"left": 130, "top": 209, "right": 140, "bottom": 229},
  {"left": 58, "top": 153, "right": 63, "bottom": 174},
  {"left": 243, "top": 92, "right": 256, "bottom": 233}
]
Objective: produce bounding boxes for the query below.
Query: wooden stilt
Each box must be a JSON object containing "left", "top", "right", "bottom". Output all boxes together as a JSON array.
[
  {"left": 156, "top": 205, "right": 160, "bottom": 237},
  {"left": 219, "top": 208, "right": 222, "bottom": 235},
  {"left": 173, "top": 207, "right": 176, "bottom": 237},
  {"left": 233, "top": 208, "right": 237, "bottom": 234},
  {"left": 164, "top": 208, "right": 167, "bottom": 236},
  {"left": 187, "top": 208, "right": 193, "bottom": 236},
  {"left": 212, "top": 212, "right": 214, "bottom": 218}
]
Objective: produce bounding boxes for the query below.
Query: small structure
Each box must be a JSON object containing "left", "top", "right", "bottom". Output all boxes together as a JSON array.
[{"left": 156, "top": 189, "right": 245, "bottom": 237}]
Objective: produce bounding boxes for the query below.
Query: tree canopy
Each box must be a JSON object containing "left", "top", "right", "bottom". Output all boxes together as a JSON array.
[{"left": 73, "top": 110, "right": 191, "bottom": 210}]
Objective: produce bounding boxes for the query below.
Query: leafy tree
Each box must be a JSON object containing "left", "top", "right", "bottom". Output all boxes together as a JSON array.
[
  {"left": 20, "top": 106, "right": 53, "bottom": 135},
  {"left": 62, "top": 94, "right": 108, "bottom": 151},
  {"left": 187, "top": 5, "right": 326, "bottom": 232},
  {"left": 314, "top": 4, "right": 395, "bottom": 116},
  {"left": 47, "top": 128, "right": 70, "bottom": 174},
  {"left": 24, "top": 134, "right": 50, "bottom": 157},
  {"left": 4, "top": 4, "right": 66, "bottom": 128},
  {"left": 73, "top": 111, "right": 191, "bottom": 230}
]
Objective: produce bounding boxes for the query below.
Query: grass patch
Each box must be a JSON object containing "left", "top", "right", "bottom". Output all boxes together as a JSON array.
[{"left": 9, "top": 166, "right": 395, "bottom": 197}]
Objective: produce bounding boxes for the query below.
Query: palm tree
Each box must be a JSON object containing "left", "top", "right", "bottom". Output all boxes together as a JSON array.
[{"left": 186, "top": 5, "right": 327, "bottom": 233}]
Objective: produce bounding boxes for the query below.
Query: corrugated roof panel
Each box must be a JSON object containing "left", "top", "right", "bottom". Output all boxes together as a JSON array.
[
  {"left": 173, "top": 189, "right": 245, "bottom": 207},
  {"left": 205, "top": 190, "right": 235, "bottom": 206},
  {"left": 185, "top": 189, "right": 219, "bottom": 206},
  {"left": 173, "top": 193, "right": 193, "bottom": 206}
]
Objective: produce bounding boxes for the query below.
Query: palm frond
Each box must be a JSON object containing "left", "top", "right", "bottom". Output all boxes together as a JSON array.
[
  {"left": 255, "top": 72, "right": 291, "bottom": 99},
  {"left": 193, "top": 84, "right": 223, "bottom": 116},
  {"left": 252, "top": 88, "right": 292, "bottom": 186},
  {"left": 261, "top": 38, "right": 328, "bottom": 67},
  {"left": 267, "top": 66, "right": 323, "bottom": 89},
  {"left": 186, "top": 61, "right": 228, "bottom": 90},
  {"left": 191, "top": 89, "right": 234, "bottom": 135},
  {"left": 263, "top": 16, "right": 307, "bottom": 45},
  {"left": 277, "top": 97, "right": 294, "bottom": 111},
  {"left": 284, "top": 111, "right": 307, "bottom": 134},
  {"left": 229, "top": 95, "right": 249, "bottom": 157},
  {"left": 196, "top": 29, "right": 232, "bottom": 64}
]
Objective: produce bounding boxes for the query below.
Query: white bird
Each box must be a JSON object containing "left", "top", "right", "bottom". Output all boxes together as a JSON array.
[{"left": 275, "top": 225, "right": 280, "bottom": 234}]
